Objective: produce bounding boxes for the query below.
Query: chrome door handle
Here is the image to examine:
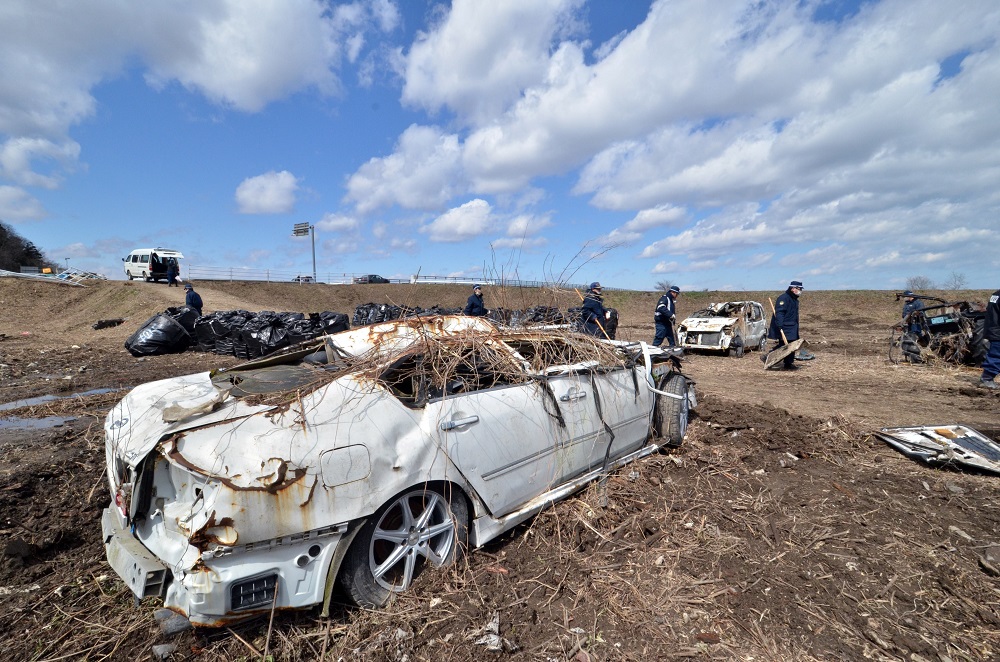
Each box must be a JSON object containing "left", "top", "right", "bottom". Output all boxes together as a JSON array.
[
  {"left": 440, "top": 415, "right": 480, "bottom": 431},
  {"left": 559, "top": 391, "right": 587, "bottom": 402}
]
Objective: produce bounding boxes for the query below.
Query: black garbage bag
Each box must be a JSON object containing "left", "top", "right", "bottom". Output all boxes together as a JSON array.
[
  {"left": 318, "top": 311, "right": 350, "bottom": 334},
  {"left": 164, "top": 306, "right": 200, "bottom": 333},
  {"left": 487, "top": 307, "right": 513, "bottom": 325},
  {"left": 125, "top": 314, "right": 191, "bottom": 357},
  {"left": 220, "top": 310, "right": 253, "bottom": 356},
  {"left": 425, "top": 305, "right": 462, "bottom": 316},
  {"left": 235, "top": 312, "right": 291, "bottom": 359},
  {"left": 192, "top": 313, "right": 221, "bottom": 352},
  {"left": 286, "top": 315, "right": 322, "bottom": 345},
  {"left": 353, "top": 303, "right": 376, "bottom": 326},
  {"left": 527, "top": 305, "right": 564, "bottom": 324}
]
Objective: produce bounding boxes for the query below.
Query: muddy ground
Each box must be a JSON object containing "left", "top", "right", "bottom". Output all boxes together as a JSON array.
[{"left": 1, "top": 278, "right": 998, "bottom": 661}]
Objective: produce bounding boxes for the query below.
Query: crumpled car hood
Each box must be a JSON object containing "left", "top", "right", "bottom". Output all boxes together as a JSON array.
[
  {"left": 681, "top": 317, "right": 737, "bottom": 332},
  {"left": 105, "top": 372, "right": 272, "bottom": 469}
]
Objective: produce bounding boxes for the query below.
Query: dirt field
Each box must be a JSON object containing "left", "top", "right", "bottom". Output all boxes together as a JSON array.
[{"left": 1, "top": 278, "right": 998, "bottom": 661}]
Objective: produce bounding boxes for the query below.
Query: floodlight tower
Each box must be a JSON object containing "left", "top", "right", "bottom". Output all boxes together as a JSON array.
[{"left": 292, "top": 222, "right": 316, "bottom": 282}]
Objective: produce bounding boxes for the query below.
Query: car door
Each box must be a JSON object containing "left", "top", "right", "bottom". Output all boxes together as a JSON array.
[
  {"left": 430, "top": 381, "right": 563, "bottom": 516},
  {"left": 747, "top": 302, "right": 766, "bottom": 344},
  {"left": 503, "top": 338, "right": 647, "bottom": 483},
  {"left": 416, "top": 342, "right": 568, "bottom": 517},
  {"left": 582, "top": 365, "right": 654, "bottom": 465}
]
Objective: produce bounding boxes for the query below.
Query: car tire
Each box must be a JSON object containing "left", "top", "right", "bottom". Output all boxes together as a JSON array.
[
  {"left": 729, "top": 336, "right": 745, "bottom": 358},
  {"left": 338, "top": 485, "right": 468, "bottom": 608},
  {"left": 757, "top": 336, "right": 767, "bottom": 352},
  {"left": 142, "top": 271, "right": 149, "bottom": 282},
  {"left": 127, "top": 273, "right": 134, "bottom": 281},
  {"left": 653, "top": 373, "right": 689, "bottom": 448}
]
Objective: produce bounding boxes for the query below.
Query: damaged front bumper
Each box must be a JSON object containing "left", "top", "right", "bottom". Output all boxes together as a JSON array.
[{"left": 101, "top": 506, "right": 348, "bottom": 626}]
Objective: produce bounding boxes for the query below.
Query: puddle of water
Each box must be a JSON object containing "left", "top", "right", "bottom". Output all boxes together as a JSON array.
[
  {"left": 0, "top": 387, "right": 121, "bottom": 413},
  {"left": 0, "top": 416, "right": 77, "bottom": 430}
]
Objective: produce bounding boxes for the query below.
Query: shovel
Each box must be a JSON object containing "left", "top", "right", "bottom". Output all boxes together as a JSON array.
[{"left": 763, "top": 297, "right": 804, "bottom": 370}]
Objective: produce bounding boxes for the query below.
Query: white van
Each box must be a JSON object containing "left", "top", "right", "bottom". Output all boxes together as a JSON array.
[{"left": 122, "top": 248, "right": 184, "bottom": 282}]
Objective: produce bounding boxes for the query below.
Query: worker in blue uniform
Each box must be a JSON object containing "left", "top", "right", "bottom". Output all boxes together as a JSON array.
[{"left": 767, "top": 280, "right": 802, "bottom": 370}]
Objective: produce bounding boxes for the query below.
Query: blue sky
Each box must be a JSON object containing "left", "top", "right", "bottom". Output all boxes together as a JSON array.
[{"left": 2, "top": 0, "right": 999, "bottom": 291}]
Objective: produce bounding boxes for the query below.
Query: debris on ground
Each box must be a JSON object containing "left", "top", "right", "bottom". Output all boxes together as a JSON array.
[{"left": 875, "top": 425, "right": 1000, "bottom": 473}]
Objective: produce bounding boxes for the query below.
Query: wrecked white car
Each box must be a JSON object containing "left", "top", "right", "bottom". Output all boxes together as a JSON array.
[
  {"left": 678, "top": 301, "right": 768, "bottom": 356},
  {"left": 102, "top": 316, "right": 695, "bottom": 626}
]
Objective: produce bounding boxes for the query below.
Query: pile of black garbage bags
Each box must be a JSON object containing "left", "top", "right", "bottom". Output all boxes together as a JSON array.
[{"left": 125, "top": 307, "right": 350, "bottom": 358}]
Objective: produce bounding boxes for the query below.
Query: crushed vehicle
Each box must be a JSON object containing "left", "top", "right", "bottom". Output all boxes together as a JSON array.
[
  {"left": 890, "top": 294, "right": 988, "bottom": 365},
  {"left": 102, "top": 316, "right": 695, "bottom": 626},
  {"left": 677, "top": 301, "right": 768, "bottom": 356}
]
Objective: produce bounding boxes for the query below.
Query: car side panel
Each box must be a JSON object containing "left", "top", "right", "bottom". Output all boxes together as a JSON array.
[{"left": 428, "top": 383, "right": 565, "bottom": 516}]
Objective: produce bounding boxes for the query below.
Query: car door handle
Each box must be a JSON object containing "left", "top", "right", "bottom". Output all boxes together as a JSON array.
[
  {"left": 559, "top": 391, "right": 587, "bottom": 402},
  {"left": 440, "top": 415, "right": 480, "bottom": 431}
]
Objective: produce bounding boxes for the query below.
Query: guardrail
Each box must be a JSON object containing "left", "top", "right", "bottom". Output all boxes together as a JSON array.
[{"left": 183, "top": 265, "right": 626, "bottom": 291}]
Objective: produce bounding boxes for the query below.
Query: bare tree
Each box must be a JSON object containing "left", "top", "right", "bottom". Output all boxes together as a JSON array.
[
  {"left": 942, "top": 271, "right": 968, "bottom": 290},
  {"left": 655, "top": 280, "right": 674, "bottom": 292},
  {"left": 905, "top": 275, "right": 934, "bottom": 291}
]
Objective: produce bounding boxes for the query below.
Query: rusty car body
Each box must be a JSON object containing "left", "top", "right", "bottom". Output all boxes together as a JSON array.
[
  {"left": 677, "top": 301, "right": 768, "bottom": 356},
  {"left": 101, "top": 316, "right": 694, "bottom": 626}
]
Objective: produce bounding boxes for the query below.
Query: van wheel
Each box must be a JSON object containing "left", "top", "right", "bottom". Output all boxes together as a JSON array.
[
  {"left": 653, "top": 373, "right": 689, "bottom": 448},
  {"left": 142, "top": 271, "right": 149, "bottom": 282},
  {"left": 337, "top": 486, "right": 468, "bottom": 608},
  {"left": 127, "top": 273, "right": 134, "bottom": 281}
]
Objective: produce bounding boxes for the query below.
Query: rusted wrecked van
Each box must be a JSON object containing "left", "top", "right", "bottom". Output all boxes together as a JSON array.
[{"left": 102, "top": 316, "right": 694, "bottom": 626}]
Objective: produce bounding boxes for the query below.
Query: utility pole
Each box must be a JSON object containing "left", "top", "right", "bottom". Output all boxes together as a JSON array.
[{"left": 292, "top": 222, "right": 316, "bottom": 282}]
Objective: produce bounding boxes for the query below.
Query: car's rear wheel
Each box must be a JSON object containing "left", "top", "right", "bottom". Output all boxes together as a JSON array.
[
  {"left": 653, "top": 373, "right": 689, "bottom": 448},
  {"left": 127, "top": 272, "right": 134, "bottom": 280},
  {"left": 142, "top": 271, "right": 149, "bottom": 282},
  {"left": 338, "top": 486, "right": 468, "bottom": 608}
]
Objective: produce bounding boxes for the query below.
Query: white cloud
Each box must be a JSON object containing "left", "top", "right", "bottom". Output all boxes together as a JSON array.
[
  {"left": 402, "top": 0, "right": 584, "bottom": 124},
  {"left": 0, "top": 185, "right": 45, "bottom": 220},
  {"left": 421, "top": 198, "right": 493, "bottom": 242},
  {"left": 316, "top": 212, "right": 360, "bottom": 232},
  {"left": 345, "top": 124, "right": 463, "bottom": 213},
  {"left": 0, "top": 138, "right": 80, "bottom": 188},
  {"left": 235, "top": 170, "right": 299, "bottom": 214},
  {"left": 140, "top": 0, "right": 343, "bottom": 113},
  {"left": 506, "top": 213, "right": 551, "bottom": 237},
  {"left": 322, "top": 238, "right": 360, "bottom": 254},
  {"left": 493, "top": 236, "right": 547, "bottom": 249}
]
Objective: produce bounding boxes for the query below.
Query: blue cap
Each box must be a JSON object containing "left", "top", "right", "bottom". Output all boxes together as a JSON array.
[
  {"left": 184, "top": 283, "right": 193, "bottom": 289},
  {"left": 590, "top": 282, "right": 602, "bottom": 290},
  {"left": 903, "top": 290, "right": 915, "bottom": 297},
  {"left": 669, "top": 285, "right": 680, "bottom": 293},
  {"left": 473, "top": 284, "right": 482, "bottom": 289},
  {"left": 790, "top": 280, "right": 804, "bottom": 289}
]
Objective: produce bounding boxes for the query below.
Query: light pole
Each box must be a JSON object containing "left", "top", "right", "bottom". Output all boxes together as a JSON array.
[{"left": 292, "top": 222, "right": 316, "bottom": 282}]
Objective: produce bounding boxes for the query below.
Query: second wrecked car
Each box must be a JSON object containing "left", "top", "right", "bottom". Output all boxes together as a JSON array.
[
  {"left": 101, "top": 316, "right": 695, "bottom": 626},
  {"left": 678, "top": 301, "right": 768, "bottom": 356}
]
